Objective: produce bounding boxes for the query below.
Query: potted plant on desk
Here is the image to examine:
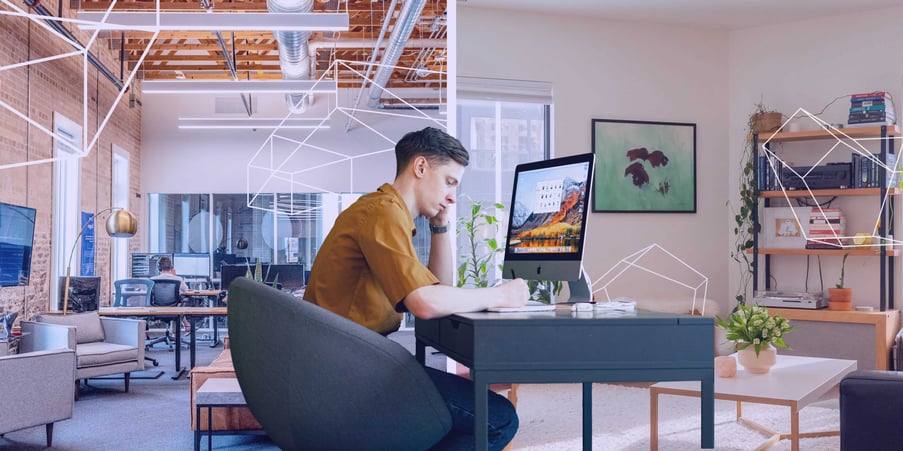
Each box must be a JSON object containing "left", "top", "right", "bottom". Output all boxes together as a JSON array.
[
  {"left": 828, "top": 253, "right": 853, "bottom": 310},
  {"left": 716, "top": 304, "right": 794, "bottom": 374}
]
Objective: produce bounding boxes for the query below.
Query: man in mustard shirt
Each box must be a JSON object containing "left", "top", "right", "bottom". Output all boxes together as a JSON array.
[{"left": 305, "top": 126, "right": 528, "bottom": 450}]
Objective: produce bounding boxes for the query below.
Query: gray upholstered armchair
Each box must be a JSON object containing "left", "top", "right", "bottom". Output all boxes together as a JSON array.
[
  {"left": 228, "top": 277, "right": 453, "bottom": 451},
  {"left": 0, "top": 348, "right": 76, "bottom": 447},
  {"left": 21, "top": 311, "right": 145, "bottom": 399}
]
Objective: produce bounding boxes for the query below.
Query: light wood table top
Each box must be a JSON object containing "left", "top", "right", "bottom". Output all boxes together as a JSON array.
[{"left": 99, "top": 306, "right": 227, "bottom": 316}]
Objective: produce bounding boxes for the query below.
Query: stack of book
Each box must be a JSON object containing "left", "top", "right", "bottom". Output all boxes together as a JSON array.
[
  {"left": 806, "top": 208, "right": 845, "bottom": 249},
  {"left": 848, "top": 91, "right": 895, "bottom": 127}
]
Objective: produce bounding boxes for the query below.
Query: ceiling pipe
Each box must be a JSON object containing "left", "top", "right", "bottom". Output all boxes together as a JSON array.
[
  {"left": 22, "top": 0, "right": 123, "bottom": 91},
  {"left": 267, "top": 0, "right": 314, "bottom": 113},
  {"left": 367, "top": 0, "right": 427, "bottom": 109}
]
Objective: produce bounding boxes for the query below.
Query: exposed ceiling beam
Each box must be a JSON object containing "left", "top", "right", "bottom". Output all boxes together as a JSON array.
[
  {"left": 75, "top": 12, "right": 350, "bottom": 32},
  {"left": 142, "top": 79, "right": 337, "bottom": 94}
]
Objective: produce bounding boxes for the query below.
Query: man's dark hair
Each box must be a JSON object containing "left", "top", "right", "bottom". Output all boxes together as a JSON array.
[
  {"left": 157, "top": 256, "right": 174, "bottom": 272},
  {"left": 395, "top": 126, "right": 469, "bottom": 177}
]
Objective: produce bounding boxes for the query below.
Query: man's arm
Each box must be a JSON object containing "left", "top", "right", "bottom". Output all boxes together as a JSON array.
[
  {"left": 427, "top": 220, "right": 454, "bottom": 285},
  {"left": 403, "top": 279, "right": 529, "bottom": 319}
]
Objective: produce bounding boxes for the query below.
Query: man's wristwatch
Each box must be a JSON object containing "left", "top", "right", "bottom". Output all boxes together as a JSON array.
[{"left": 429, "top": 222, "right": 449, "bottom": 234}]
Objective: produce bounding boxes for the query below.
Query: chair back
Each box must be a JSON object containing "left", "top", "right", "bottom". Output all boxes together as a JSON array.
[
  {"left": 150, "top": 279, "right": 182, "bottom": 307},
  {"left": 113, "top": 279, "right": 154, "bottom": 307},
  {"left": 228, "top": 277, "right": 452, "bottom": 451}
]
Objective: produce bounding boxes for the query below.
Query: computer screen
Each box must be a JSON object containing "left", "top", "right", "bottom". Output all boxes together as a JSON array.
[
  {"left": 58, "top": 276, "right": 101, "bottom": 312},
  {"left": 502, "top": 153, "right": 595, "bottom": 286},
  {"left": 130, "top": 253, "right": 173, "bottom": 278},
  {"left": 220, "top": 263, "right": 305, "bottom": 292},
  {"left": 0, "top": 201, "right": 36, "bottom": 287},
  {"left": 173, "top": 253, "right": 212, "bottom": 277}
]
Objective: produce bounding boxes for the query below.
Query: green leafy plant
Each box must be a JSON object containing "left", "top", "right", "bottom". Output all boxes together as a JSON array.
[
  {"left": 526, "top": 280, "right": 563, "bottom": 304},
  {"left": 716, "top": 304, "right": 794, "bottom": 356},
  {"left": 245, "top": 259, "right": 279, "bottom": 288},
  {"left": 456, "top": 201, "right": 505, "bottom": 288},
  {"left": 836, "top": 253, "right": 849, "bottom": 289},
  {"left": 731, "top": 101, "right": 780, "bottom": 305}
]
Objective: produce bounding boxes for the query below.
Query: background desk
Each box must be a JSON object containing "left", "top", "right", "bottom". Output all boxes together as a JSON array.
[
  {"left": 415, "top": 310, "right": 715, "bottom": 450},
  {"left": 100, "top": 306, "right": 227, "bottom": 379}
]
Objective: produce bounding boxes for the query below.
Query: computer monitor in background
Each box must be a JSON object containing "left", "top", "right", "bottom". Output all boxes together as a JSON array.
[
  {"left": 502, "top": 152, "right": 595, "bottom": 302},
  {"left": 173, "top": 253, "right": 212, "bottom": 278},
  {"left": 58, "top": 276, "right": 101, "bottom": 312},
  {"left": 220, "top": 263, "right": 305, "bottom": 292},
  {"left": 130, "top": 253, "right": 173, "bottom": 278}
]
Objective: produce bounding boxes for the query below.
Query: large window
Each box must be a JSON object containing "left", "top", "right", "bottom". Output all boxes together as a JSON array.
[
  {"left": 52, "top": 112, "right": 82, "bottom": 311},
  {"left": 455, "top": 93, "right": 552, "bottom": 284},
  {"left": 111, "top": 146, "right": 130, "bottom": 283}
]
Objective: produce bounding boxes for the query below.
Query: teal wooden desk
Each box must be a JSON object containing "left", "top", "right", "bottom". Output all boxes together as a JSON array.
[{"left": 415, "top": 310, "right": 715, "bottom": 450}]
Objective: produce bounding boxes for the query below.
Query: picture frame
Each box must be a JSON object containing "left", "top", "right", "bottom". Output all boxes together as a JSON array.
[
  {"left": 762, "top": 207, "right": 810, "bottom": 249},
  {"left": 591, "top": 119, "right": 697, "bottom": 213}
]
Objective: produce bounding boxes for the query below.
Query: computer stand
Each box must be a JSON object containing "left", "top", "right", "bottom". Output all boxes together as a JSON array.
[{"left": 567, "top": 266, "right": 593, "bottom": 303}]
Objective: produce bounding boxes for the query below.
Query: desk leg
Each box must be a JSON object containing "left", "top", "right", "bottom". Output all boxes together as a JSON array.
[
  {"left": 190, "top": 319, "right": 197, "bottom": 369},
  {"left": 701, "top": 376, "right": 714, "bottom": 449},
  {"left": 583, "top": 382, "right": 592, "bottom": 450},
  {"left": 195, "top": 404, "right": 201, "bottom": 451},
  {"left": 472, "top": 372, "right": 489, "bottom": 451},
  {"left": 172, "top": 316, "right": 186, "bottom": 380},
  {"left": 650, "top": 387, "right": 659, "bottom": 451},
  {"left": 790, "top": 402, "right": 800, "bottom": 451},
  {"left": 210, "top": 313, "right": 220, "bottom": 348},
  {"left": 415, "top": 339, "right": 425, "bottom": 365}
]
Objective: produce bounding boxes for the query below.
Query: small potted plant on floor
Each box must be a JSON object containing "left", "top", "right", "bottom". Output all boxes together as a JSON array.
[
  {"left": 828, "top": 253, "right": 853, "bottom": 309},
  {"left": 716, "top": 304, "right": 794, "bottom": 374}
]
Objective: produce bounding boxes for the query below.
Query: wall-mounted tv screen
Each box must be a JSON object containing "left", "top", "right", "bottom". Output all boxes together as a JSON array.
[{"left": 0, "top": 202, "right": 37, "bottom": 287}]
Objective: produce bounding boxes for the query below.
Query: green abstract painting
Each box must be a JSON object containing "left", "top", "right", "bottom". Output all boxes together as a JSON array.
[{"left": 591, "top": 119, "right": 696, "bottom": 213}]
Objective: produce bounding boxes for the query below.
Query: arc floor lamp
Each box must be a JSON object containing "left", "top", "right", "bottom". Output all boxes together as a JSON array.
[{"left": 62, "top": 207, "right": 137, "bottom": 315}]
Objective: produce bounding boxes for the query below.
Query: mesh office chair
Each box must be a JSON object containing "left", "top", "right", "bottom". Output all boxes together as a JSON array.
[
  {"left": 146, "top": 279, "right": 184, "bottom": 352},
  {"left": 113, "top": 279, "right": 159, "bottom": 366}
]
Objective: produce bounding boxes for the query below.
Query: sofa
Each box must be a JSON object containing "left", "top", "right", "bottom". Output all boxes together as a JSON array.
[
  {"left": 0, "top": 348, "right": 76, "bottom": 447},
  {"left": 189, "top": 337, "right": 262, "bottom": 432},
  {"left": 839, "top": 370, "right": 903, "bottom": 450}
]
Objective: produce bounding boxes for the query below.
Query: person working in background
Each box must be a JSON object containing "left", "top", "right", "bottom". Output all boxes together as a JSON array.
[
  {"left": 304, "top": 126, "right": 528, "bottom": 450},
  {"left": 151, "top": 256, "right": 189, "bottom": 294}
]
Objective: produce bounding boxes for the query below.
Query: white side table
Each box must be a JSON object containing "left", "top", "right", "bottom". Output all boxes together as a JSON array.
[{"left": 194, "top": 378, "right": 248, "bottom": 451}]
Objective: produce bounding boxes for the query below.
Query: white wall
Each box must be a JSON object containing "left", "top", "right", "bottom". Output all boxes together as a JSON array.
[
  {"left": 459, "top": 6, "right": 731, "bottom": 309},
  {"left": 729, "top": 6, "right": 903, "bottom": 309}
]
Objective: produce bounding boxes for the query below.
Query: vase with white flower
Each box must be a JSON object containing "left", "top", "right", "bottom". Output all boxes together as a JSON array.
[{"left": 715, "top": 304, "right": 794, "bottom": 374}]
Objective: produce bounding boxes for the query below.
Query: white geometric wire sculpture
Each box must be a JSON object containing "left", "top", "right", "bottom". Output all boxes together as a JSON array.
[{"left": 759, "top": 107, "right": 903, "bottom": 249}]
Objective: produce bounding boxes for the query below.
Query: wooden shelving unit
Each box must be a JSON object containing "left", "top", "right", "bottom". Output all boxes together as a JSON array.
[{"left": 766, "top": 308, "right": 900, "bottom": 370}]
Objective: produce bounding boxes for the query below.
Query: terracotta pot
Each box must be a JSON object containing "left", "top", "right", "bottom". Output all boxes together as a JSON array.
[
  {"left": 752, "top": 112, "right": 783, "bottom": 133},
  {"left": 737, "top": 344, "right": 777, "bottom": 374},
  {"left": 829, "top": 287, "right": 853, "bottom": 303},
  {"left": 828, "top": 300, "right": 853, "bottom": 311}
]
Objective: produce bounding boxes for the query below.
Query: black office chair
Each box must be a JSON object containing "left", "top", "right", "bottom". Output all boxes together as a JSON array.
[
  {"left": 146, "top": 279, "right": 184, "bottom": 351},
  {"left": 113, "top": 278, "right": 160, "bottom": 366}
]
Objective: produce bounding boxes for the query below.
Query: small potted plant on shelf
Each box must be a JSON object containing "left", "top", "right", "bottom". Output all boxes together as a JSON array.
[
  {"left": 716, "top": 304, "right": 794, "bottom": 374},
  {"left": 828, "top": 253, "right": 853, "bottom": 309}
]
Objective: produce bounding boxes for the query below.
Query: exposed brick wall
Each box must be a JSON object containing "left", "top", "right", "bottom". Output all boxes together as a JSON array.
[{"left": 0, "top": 8, "right": 143, "bottom": 324}]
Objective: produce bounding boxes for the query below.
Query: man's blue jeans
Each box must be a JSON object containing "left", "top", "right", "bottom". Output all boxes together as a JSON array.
[{"left": 424, "top": 367, "right": 519, "bottom": 451}]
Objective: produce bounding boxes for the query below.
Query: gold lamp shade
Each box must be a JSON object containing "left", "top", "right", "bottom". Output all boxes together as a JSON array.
[{"left": 105, "top": 209, "right": 138, "bottom": 238}]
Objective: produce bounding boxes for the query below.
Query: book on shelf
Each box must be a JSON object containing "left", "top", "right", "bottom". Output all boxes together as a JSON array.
[
  {"left": 849, "top": 110, "right": 895, "bottom": 119},
  {"left": 845, "top": 120, "right": 896, "bottom": 128},
  {"left": 850, "top": 104, "right": 892, "bottom": 113},
  {"left": 851, "top": 91, "right": 891, "bottom": 101},
  {"left": 851, "top": 98, "right": 888, "bottom": 108}
]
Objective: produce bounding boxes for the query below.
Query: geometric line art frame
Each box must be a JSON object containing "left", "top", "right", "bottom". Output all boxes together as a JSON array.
[
  {"left": 0, "top": 0, "right": 158, "bottom": 170},
  {"left": 759, "top": 107, "right": 903, "bottom": 249},
  {"left": 247, "top": 58, "right": 446, "bottom": 216}
]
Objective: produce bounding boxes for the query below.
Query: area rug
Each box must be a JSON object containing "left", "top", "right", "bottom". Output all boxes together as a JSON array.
[{"left": 509, "top": 383, "right": 840, "bottom": 450}]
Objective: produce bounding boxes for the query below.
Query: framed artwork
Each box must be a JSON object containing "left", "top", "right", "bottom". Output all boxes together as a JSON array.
[
  {"left": 762, "top": 207, "right": 810, "bottom": 249},
  {"left": 591, "top": 119, "right": 697, "bottom": 213}
]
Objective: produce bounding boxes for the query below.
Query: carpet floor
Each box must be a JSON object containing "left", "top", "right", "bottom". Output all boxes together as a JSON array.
[{"left": 1, "top": 331, "right": 842, "bottom": 450}]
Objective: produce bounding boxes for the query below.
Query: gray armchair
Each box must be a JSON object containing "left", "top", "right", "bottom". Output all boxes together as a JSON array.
[
  {"left": 21, "top": 311, "right": 145, "bottom": 399},
  {"left": 0, "top": 348, "right": 76, "bottom": 447},
  {"left": 228, "top": 277, "right": 453, "bottom": 451}
]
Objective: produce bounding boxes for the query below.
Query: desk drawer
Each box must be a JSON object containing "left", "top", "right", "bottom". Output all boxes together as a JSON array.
[{"left": 438, "top": 317, "right": 474, "bottom": 361}]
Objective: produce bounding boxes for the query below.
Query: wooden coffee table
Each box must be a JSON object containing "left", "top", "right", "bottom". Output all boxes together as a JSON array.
[{"left": 650, "top": 354, "right": 856, "bottom": 451}]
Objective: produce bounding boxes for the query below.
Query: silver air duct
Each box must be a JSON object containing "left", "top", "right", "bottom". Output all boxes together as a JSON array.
[
  {"left": 367, "top": 0, "right": 427, "bottom": 108},
  {"left": 267, "top": 0, "right": 314, "bottom": 112}
]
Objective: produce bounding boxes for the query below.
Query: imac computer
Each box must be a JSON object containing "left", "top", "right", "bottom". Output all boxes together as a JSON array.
[
  {"left": 173, "top": 253, "right": 212, "bottom": 278},
  {"left": 502, "top": 152, "right": 595, "bottom": 302}
]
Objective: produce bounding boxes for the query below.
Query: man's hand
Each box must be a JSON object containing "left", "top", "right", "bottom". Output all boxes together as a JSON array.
[{"left": 492, "top": 278, "right": 530, "bottom": 308}]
